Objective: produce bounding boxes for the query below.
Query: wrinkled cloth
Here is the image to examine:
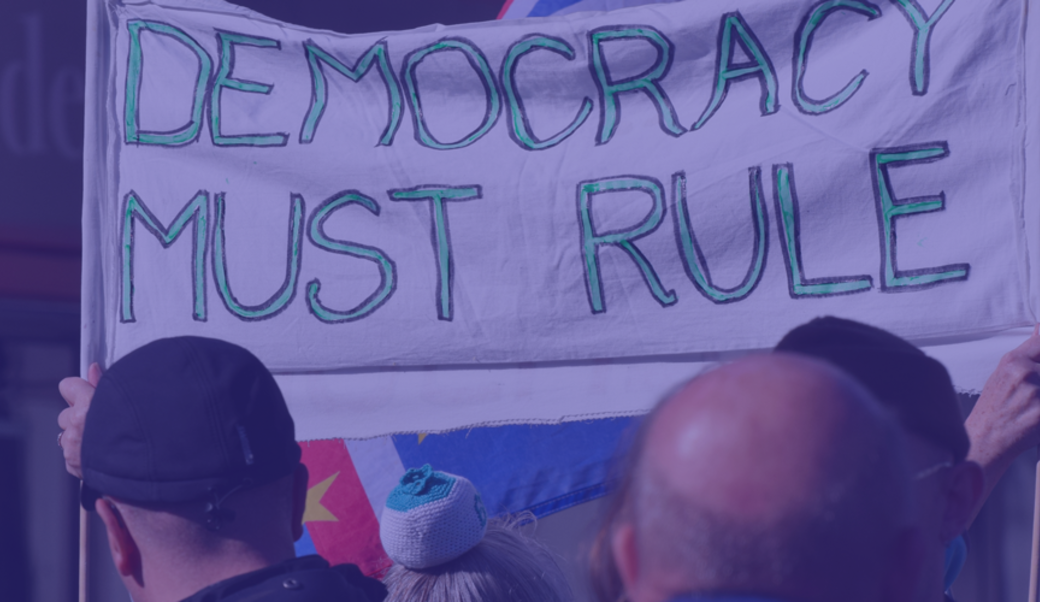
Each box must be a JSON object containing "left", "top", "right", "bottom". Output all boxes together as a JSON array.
[{"left": 86, "top": 0, "right": 1037, "bottom": 437}]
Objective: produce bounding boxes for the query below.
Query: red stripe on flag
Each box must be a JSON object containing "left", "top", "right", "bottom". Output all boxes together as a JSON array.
[
  {"left": 300, "top": 440, "right": 392, "bottom": 576},
  {"left": 497, "top": 0, "right": 516, "bottom": 19}
]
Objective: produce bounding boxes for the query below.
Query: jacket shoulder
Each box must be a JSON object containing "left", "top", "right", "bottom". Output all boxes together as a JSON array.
[{"left": 220, "top": 564, "right": 384, "bottom": 602}]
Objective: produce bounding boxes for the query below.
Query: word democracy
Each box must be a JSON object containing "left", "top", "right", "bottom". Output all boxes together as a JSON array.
[{"left": 124, "top": 0, "right": 951, "bottom": 150}]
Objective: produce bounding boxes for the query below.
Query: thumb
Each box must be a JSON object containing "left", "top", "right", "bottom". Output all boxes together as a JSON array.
[
  {"left": 58, "top": 377, "right": 95, "bottom": 408},
  {"left": 88, "top": 362, "right": 103, "bottom": 387}
]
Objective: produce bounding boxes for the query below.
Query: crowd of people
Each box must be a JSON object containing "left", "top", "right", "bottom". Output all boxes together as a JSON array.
[{"left": 55, "top": 316, "right": 1040, "bottom": 602}]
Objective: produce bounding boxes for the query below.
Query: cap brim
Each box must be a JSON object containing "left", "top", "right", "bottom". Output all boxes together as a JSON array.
[{"left": 80, "top": 482, "right": 102, "bottom": 512}]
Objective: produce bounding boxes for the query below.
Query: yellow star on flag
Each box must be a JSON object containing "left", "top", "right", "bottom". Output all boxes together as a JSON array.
[
  {"left": 303, "top": 472, "right": 340, "bottom": 523},
  {"left": 417, "top": 433, "right": 428, "bottom": 444}
]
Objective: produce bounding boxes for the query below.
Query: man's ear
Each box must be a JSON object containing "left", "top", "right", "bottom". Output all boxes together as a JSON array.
[
  {"left": 941, "top": 460, "right": 985, "bottom": 542},
  {"left": 291, "top": 463, "right": 310, "bottom": 542},
  {"left": 611, "top": 522, "right": 640, "bottom": 602},
  {"left": 96, "top": 499, "right": 140, "bottom": 580}
]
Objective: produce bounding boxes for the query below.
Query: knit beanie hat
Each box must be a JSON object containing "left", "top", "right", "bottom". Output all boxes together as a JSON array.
[{"left": 380, "top": 465, "right": 489, "bottom": 569}]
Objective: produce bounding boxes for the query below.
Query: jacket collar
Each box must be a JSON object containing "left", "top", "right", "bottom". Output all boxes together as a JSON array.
[{"left": 180, "top": 555, "right": 330, "bottom": 602}]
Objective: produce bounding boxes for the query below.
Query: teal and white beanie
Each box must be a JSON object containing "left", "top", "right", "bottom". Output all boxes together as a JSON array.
[{"left": 380, "top": 464, "right": 489, "bottom": 569}]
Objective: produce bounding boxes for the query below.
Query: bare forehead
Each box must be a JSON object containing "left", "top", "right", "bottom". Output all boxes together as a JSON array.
[
  {"left": 638, "top": 354, "right": 879, "bottom": 517},
  {"left": 644, "top": 354, "right": 875, "bottom": 462},
  {"left": 669, "top": 354, "right": 863, "bottom": 412}
]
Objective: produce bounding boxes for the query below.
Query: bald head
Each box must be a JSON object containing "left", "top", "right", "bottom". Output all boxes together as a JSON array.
[
  {"left": 614, "top": 354, "right": 915, "bottom": 602},
  {"left": 644, "top": 354, "right": 898, "bottom": 522}
]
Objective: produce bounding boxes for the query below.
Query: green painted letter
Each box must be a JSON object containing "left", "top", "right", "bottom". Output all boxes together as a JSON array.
[
  {"left": 307, "top": 191, "right": 396, "bottom": 322},
  {"left": 890, "top": 0, "right": 955, "bottom": 95},
  {"left": 693, "top": 12, "right": 779, "bottom": 130},
  {"left": 773, "top": 164, "right": 873, "bottom": 297},
  {"left": 300, "top": 41, "right": 403, "bottom": 146},
  {"left": 401, "top": 38, "right": 501, "bottom": 150},
  {"left": 121, "top": 190, "right": 208, "bottom": 322},
  {"left": 209, "top": 32, "right": 289, "bottom": 147},
  {"left": 588, "top": 27, "right": 685, "bottom": 145},
  {"left": 124, "top": 20, "right": 213, "bottom": 146},
  {"left": 579, "top": 176, "right": 677, "bottom": 314},
  {"left": 673, "top": 169, "right": 768, "bottom": 303},
  {"left": 213, "top": 193, "right": 304, "bottom": 320},
  {"left": 502, "top": 35, "right": 593, "bottom": 150},
  {"left": 793, "top": 0, "right": 881, "bottom": 114},
  {"left": 388, "top": 185, "right": 482, "bottom": 320},
  {"left": 870, "top": 142, "right": 968, "bottom": 290}
]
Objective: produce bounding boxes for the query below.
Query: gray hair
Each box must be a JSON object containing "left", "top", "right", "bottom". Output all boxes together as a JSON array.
[{"left": 383, "top": 514, "right": 573, "bottom": 602}]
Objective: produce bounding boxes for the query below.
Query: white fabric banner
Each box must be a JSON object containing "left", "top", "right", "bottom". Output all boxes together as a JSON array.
[{"left": 83, "top": 0, "right": 1039, "bottom": 437}]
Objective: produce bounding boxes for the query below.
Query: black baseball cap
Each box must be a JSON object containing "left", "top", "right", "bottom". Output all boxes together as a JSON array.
[
  {"left": 81, "top": 336, "right": 301, "bottom": 510},
  {"left": 775, "top": 317, "right": 969, "bottom": 462}
]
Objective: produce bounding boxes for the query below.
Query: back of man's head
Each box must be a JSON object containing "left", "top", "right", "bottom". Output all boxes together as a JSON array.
[
  {"left": 114, "top": 472, "right": 299, "bottom": 560},
  {"left": 775, "top": 316, "right": 968, "bottom": 462},
  {"left": 81, "top": 337, "right": 307, "bottom": 602},
  {"left": 612, "top": 354, "right": 919, "bottom": 602}
]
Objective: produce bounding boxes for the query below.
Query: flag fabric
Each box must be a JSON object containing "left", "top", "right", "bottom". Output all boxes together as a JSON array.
[
  {"left": 498, "top": 0, "right": 678, "bottom": 19},
  {"left": 295, "top": 417, "right": 638, "bottom": 573},
  {"left": 297, "top": 439, "right": 391, "bottom": 575}
]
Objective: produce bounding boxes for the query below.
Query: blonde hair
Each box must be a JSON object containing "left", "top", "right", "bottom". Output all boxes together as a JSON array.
[{"left": 383, "top": 514, "right": 573, "bottom": 602}]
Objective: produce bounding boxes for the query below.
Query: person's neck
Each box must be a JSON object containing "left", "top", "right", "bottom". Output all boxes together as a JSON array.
[{"left": 128, "top": 543, "right": 295, "bottom": 602}]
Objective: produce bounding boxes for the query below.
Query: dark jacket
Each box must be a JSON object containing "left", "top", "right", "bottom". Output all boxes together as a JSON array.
[
  {"left": 181, "top": 555, "right": 387, "bottom": 602},
  {"left": 669, "top": 596, "right": 795, "bottom": 602}
]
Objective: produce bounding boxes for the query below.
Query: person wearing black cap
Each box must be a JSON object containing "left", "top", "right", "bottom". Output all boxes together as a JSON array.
[
  {"left": 776, "top": 317, "right": 991, "bottom": 602},
  {"left": 57, "top": 336, "right": 386, "bottom": 602}
]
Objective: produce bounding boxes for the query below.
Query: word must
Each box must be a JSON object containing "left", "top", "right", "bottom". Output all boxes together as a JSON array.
[{"left": 120, "top": 141, "right": 967, "bottom": 324}]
